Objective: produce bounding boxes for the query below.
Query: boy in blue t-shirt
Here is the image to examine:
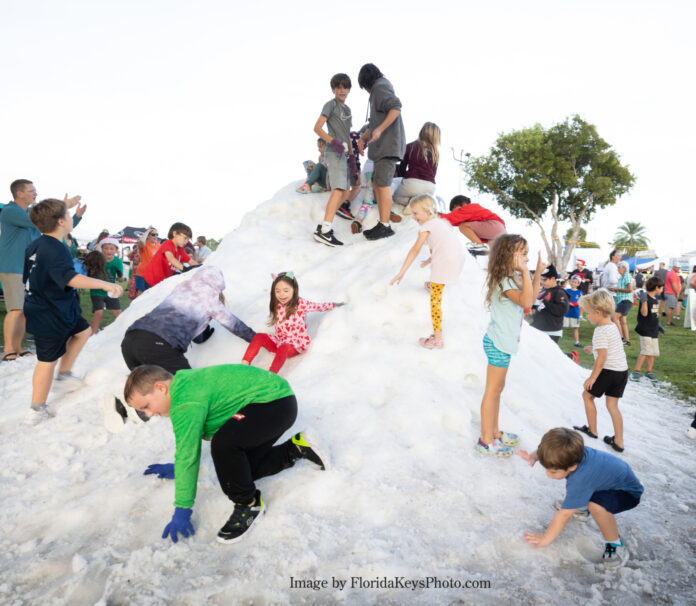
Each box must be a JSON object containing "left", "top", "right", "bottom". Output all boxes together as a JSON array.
[
  {"left": 519, "top": 427, "right": 643, "bottom": 567},
  {"left": 24, "top": 199, "right": 123, "bottom": 424},
  {"left": 564, "top": 274, "right": 583, "bottom": 346}
]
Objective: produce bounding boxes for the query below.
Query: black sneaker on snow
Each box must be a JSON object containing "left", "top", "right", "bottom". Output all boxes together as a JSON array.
[
  {"left": 363, "top": 223, "right": 394, "bottom": 241},
  {"left": 291, "top": 432, "right": 326, "bottom": 469},
  {"left": 313, "top": 225, "right": 343, "bottom": 247},
  {"left": 336, "top": 201, "right": 354, "bottom": 220},
  {"left": 216, "top": 489, "right": 265, "bottom": 544}
]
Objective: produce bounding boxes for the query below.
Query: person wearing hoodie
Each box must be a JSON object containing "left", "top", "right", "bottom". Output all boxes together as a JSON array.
[{"left": 531, "top": 265, "right": 570, "bottom": 343}]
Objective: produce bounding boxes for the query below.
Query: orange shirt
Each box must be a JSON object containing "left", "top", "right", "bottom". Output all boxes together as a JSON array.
[{"left": 136, "top": 241, "right": 160, "bottom": 277}]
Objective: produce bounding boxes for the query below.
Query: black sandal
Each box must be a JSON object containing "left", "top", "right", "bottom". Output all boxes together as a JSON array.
[
  {"left": 604, "top": 435, "right": 624, "bottom": 453},
  {"left": 2, "top": 352, "right": 19, "bottom": 362},
  {"left": 573, "top": 424, "right": 598, "bottom": 439}
]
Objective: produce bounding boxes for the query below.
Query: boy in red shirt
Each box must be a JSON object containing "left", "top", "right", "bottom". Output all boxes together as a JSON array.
[
  {"left": 440, "top": 195, "right": 506, "bottom": 252},
  {"left": 142, "top": 222, "right": 199, "bottom": 289}
]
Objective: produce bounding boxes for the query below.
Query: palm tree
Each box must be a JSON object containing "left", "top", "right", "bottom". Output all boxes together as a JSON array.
[{"left": 613, "top": 221, "right": 650, "bottom": 248}]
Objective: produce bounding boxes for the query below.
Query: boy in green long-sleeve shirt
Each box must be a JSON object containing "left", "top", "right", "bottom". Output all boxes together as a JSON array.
[{"left": 124, "top": 364, "right": 326, "bottom": 544}]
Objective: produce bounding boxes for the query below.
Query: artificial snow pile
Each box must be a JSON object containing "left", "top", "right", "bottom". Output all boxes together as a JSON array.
[{"left": 1, "top": 183, "right": 694, "bottom": 606}]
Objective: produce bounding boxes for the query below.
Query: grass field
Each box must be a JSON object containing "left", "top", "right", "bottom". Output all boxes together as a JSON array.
[{"left": 2, "top": 289, "right": 695, "bottom": 402}]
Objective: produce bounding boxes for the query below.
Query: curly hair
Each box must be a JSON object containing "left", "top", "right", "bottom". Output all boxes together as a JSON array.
[
  {"left": 484, "top": 234, "right": 527, "bottom": 308},
  {"left": 84, "top": 251, "right": 107, "bottom": 280},
  {"left": 268, "top": 273, "right": 300, "bottom": 326}
]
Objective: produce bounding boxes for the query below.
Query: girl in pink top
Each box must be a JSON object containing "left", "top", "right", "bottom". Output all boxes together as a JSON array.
[
  {"left": 391, "top": 194, "right": 465, "bottom": 349},
  {"left": 242, "top": 272, "right": 339, "bottom": 373}
]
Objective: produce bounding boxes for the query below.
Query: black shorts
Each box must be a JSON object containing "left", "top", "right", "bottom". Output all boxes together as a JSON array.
[
  {"left": 91, "top": 294, "right": 122, "bottom": 312},
  {"left": 590, "top": 489, "right": 641, "bottom": 514},
  {"left": 121, "top": 329, "right": 191, "bottom": 374},
  {"left": 34, "top": 316, "right": 91, "bottom": 363},
  {"left": 588, "top": 368, "right": 628, "bottom": 399},
  {"left": 615, "top": 300, "right": 632, "bottom": 316}
]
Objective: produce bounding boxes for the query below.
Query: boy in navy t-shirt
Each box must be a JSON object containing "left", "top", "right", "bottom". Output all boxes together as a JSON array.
[
  {"left": 519, "top": 427, "right": 643, "bottom": 567},
  {"left": 24, "top": 199, "right": 123, "bottom": 424},
  {"left": 564, "top": 274, "right": 583, "bottom": 346}
]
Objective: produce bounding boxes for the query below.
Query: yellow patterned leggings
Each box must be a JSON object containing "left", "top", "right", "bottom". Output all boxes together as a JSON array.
[{"left": 430, "top": 282, "right": 444, "bottom": 333}]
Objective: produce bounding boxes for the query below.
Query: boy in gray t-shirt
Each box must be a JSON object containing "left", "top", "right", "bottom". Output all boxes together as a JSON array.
[{"left": 311, "top": 73, "right": 360, "bottom": 248}]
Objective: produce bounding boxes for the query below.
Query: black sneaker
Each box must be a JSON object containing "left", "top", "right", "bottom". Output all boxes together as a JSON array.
[
  {"left": 291, "top": 432, "right": 327, "bottom": 469},
  {"left": 363, "top": 223, "right": 394, "bottom": 241},
  {"left": 216, "top": 489, "right": 265, "bottom": 544},
  {"left": 313, "top": 224, "right": 343, "bottom": 247},
  {"left": 336, "top": 201, "right": 354, "bottom": 220}
]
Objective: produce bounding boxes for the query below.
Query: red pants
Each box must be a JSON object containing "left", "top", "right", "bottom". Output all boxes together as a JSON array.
[{"left": 242, "top": 333, "right": 300, "bottom": 374}]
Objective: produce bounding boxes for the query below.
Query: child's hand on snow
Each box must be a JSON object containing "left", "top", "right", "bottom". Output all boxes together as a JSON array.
[
  {"left": 390, "top": 275, "right": 403, "bottom": 286},
  {"left": 523, "top": 531, "right": 550, "bottom": 548},
  {"left": 517, "top": 449, "right": 537, "bottom": 466}
]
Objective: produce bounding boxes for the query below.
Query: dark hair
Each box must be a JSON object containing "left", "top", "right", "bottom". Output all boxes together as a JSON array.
[
  {"left": 646, "top": 276, "right": 664, "bottom": 291},
  {"left": 330, "top": 73, "right": 351, "bottom": 90},
  {"left": 84, "top": 251, "right": 107, "bottom": 280},
  {"left": 537, "top": 428, "right": 585, "bottom": 470},
  {"left": 197, "top": 236, "right": 206, "bottom": 245},
  {"left": 449, "top": 195, "right": 471, "bottom": 211},
  {"left": 358, "top": 63, "right": 383, "bottom": 91},
  {"left": 124, "top": 365, "right": 173, "bottom": 402},
  {"left": 609, "top": 249, "right": 620, "bottom": 260},
  {"left": 10, "top": 179, "right": 33, "bottom": 198},
  {"left": 268, "top": 273, "right": 299, "bottom": 325},
  {"left": 167, "top": 222, "right": 192, "bottom": 240},
  {"left": 29, "top": 198, "right": 67, "bottom": 233}
]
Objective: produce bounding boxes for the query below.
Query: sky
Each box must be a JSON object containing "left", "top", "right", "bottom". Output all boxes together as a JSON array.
[{"left": 1, "top": 0, "right": 694, "bottom": 258}]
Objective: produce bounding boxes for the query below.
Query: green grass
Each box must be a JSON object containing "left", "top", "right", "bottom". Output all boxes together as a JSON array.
[
  {"left": 1, "top": 288, "right": 132, "bottom": 354},
  {"left": 553, "top": 303, "right": 696, "bottom": 403}
]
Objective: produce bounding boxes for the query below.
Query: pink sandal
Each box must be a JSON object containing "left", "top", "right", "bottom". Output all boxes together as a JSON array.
[{"left": 418, "top": 334, "right": 443, "bottom": 349}]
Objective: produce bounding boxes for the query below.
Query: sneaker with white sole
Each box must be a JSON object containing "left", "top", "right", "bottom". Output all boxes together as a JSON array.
[
  {"left": 291, "top": 432, "right": 327, "bottom": 470},
  {"left": 363, "top": 223, "right": 394, "bottom": 241},
  {"left": 475, "top": 438, "right": 513, "bottom": 458},
  {"left": 24, "top": 404, "right": 53, "bottom": 426},
  {"left": 630, "top": 370, "right": 642, "bottom": 382},
  {"left": 54, "top": 371, "right": 82, "bottom": 392},
  {"left": 602, "top": 538, "right": 628, "bottom": 567},
  {"left": 554, "top": 499, "right": 590, "bottom": 522},
  {"left": 644, "top": 372, "right": 658, "bottom": 382},
  {"left": 216, "top": 489, "right": 265, "bottom": 544},
  {"left": 102, "top": 394, "right": 128, "bottom": 433},
  {"left": 687, "top": 427, "right": 696, "bottom": 440},
  {"left": 467, "top": 243, "right": 489, "bottom": 256},
  {"left": 313, "top": 225, "right": 343, "bottom": 247},
  {"left": 336, "top": 201, "right": 354, "bottom": 220}
]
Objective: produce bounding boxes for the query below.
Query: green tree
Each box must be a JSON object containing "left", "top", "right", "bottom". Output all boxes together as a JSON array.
[
  {"left": 207, "top": 238, "right": 221, "bottom": 251},
  {"left": 466, "top": 115, "right": 635, "bottom": 268},
  {"left": 613, "top": 221, "right": 649, "bottom": 249},
  {"left": 564, "top": 226, "right": 599, "bottom": 248}
]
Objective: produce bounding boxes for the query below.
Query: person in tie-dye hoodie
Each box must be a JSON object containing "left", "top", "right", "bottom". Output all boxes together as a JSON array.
[{"left": 121, "top": 265, "right": 254, "bottom": 373}]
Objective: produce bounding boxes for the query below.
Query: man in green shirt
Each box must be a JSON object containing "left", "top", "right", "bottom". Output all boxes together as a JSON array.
[{"left": 124, "top": 364, "right": 326, "bottom": 544}]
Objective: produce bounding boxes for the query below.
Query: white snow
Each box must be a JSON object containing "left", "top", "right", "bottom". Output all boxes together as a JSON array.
[{"left": 1, "top": 183, "right": 695, "bottom": 605}]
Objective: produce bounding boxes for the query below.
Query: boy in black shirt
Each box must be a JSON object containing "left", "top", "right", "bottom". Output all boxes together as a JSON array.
[
  {"left": 631, "top": 277, "right": 664, "bottom": 383},
  {"left": 24, "top": 199, "right": 122, "bottom": 424},
  {"left": 531, "top": 265, "right": 570, "bottom": 343}
]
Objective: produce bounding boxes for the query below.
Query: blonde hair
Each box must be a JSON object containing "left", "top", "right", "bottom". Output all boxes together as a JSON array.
[
  {"left": 485, "top": 234, "right": 527, "bottom": 307},
  {"left": 579, "top": 288, "right": 614, "bottom": 317},
  {"left": 418, "top": 122, "right": 440, "bottom": 166},
  {"left": 409, "top": 193, "right": 437, "bottom": 216}
]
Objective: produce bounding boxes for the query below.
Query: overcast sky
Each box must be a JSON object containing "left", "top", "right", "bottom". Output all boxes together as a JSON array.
[{"left": 2, "top": 0, "right": 694, "bottom": 257}]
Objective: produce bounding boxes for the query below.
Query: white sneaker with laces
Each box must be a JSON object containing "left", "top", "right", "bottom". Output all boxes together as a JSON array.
[{"left": 24, "top": 404, "right": 53, "bottom": 426}]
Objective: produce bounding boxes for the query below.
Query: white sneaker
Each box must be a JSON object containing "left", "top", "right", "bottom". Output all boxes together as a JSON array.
[
  {"left": 24, "top": 404, "right": 53, "bottom": 426},
  {"left": 102, "top": 394, "right": 128, "bottom": 433},
  {"left": 602, "top": 539, "right": 628, "bottom": 567},
  {"left": 54, "top": 371, "right": 83, "bottom": 392},
  {"left": 687, "top": 427, "right": 696, "bottom": 440}
]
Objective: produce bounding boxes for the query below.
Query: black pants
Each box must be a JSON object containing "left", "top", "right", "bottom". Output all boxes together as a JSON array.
[
  {"left": 211, "top": 395, "right": 298, "bottom": 504},
  {"left": 121, "top": 329, "right": 191, "bottom": 374}
]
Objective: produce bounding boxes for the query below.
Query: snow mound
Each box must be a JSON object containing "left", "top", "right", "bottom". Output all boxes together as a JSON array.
[{"left": 1, "top": 182, "right": 694, "bottom": 605}]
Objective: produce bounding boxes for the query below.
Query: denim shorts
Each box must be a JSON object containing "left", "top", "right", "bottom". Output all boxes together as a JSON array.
[{"left": 483, "top": 333, "right": 511, "bottom": 368}]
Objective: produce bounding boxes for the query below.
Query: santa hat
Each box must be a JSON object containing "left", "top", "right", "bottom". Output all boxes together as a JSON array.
[
  {"left": 576, "top": 259, "right": 586, "bottom": 266},
  {"left": 99, "top": 237, "right": 120, "bottom": 248}
]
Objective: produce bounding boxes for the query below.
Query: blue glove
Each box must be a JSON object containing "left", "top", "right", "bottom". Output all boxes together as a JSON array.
[
  {"left": 144, "top": 463, "right": 175, "bottom": 479},
  {"left": 162, "top": 507, "right": 195, "bottom": 543},
  {"left": 329, "top": 138, "right": 347, "bottom": 154}
]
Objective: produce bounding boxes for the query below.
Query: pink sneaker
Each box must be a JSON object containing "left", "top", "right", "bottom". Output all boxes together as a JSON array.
[
  {"left": 418, "top": 334, "right": 443, "bottom": 349},
  {"left": 296, "top": 183, "right": 311, "bottom": 194}
]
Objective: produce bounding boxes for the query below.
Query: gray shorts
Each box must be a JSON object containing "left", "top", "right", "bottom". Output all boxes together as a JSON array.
[
  {"left": 665, "top": 293, "right": 678, "bottom": 309},
  {"left": 0, "top": 273, "right": 25, "bottom": 311},
  {"left": 325, "top": 151, "right": 349, "bottom": 191},
  {"left": 372, "top": 157, "right": 399, "bottom": 188}
]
